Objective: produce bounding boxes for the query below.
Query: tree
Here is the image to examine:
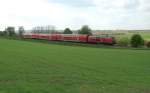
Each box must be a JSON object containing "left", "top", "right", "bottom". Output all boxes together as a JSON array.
[
  {"left": 63, "top": 28, "right": 72, "bottom": 34},
  {"left": 3, "top": 31, "right": 7, "bottom": 36},
  {"left": 146, "top": 41, "right": 150, "bottom": 48},
  {"left": 117, "top": 37, "right": 130, "bottom": 47},
  {"left": 32, "top": 25, "right": 56, "bottom": 34},
  {"left": 5, "top": 27, "right": 15, "bottom": 36},
  {"left": 18, "top": 26, "right": 25, "bottom": 37},
  {"left": 131, "top": 34, "right": 144, "bottom": 47},
  {"left": 78, "top": 25, "right": 92, "bottom": 35},
  {"left": 0, "top": 31, "right": 4, "bottom": 36}
]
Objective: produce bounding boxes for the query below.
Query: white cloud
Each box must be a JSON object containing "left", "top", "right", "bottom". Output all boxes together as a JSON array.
[
  {"left": 92, "top": 0, "right": 150, "bottom": 29},
  {"left": 0, "top": 0, "right": 150, "bottom": 30}
]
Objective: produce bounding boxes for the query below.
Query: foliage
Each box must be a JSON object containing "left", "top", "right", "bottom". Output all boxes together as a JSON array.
[
  {"left": 145, "top": 41, "right": 150, "bottom": 48},
  {"left": 0, "top": 31, "right": 4, "bottom": 36},
  {"left": 0, "top": 31, "right": 8, "bottom": 36},
  {"left": 63, "top": 28, "right": 72, "bottom": 34},
  {"left": 130, "top": 34, "right": 144, "bottom": 47},
  {"left": 116, "top": 37, "right": 130, "bottom": 46},
  {"left": 18, "top": 26, "right": 25, "bottom": 37},
  {"left": 3, "top": 31, "right": 7, "bottom": 36},
  {"left": 0, "top": 39, "right": 149, "bottom": 93},
  {"left": 78, "top": 25, "right": 92, "bottom": 35},
  {"left": 32, "top": 25, "right": 56, "bottom": 34},
  {"left": 5, "top": 27, "right": 16, "bottom": 36}
]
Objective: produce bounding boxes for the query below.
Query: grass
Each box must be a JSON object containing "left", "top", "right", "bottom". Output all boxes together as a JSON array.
[
  {"left": 114, "top": 32, "right": 150, "bottom": 41},
  {"left": 96, "top": 31, "right": 150, "bottom": 41},
  {"left": 0, "top": 38, "right": 150, "bottom": 93}
]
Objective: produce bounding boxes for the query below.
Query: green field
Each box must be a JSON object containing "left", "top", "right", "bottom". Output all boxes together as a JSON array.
[
  {"left": 0, "top": 39, "right": 150, "bottom": 93},
  {"left": 97, "top": 31, "right": 150, "bottom": 41}
]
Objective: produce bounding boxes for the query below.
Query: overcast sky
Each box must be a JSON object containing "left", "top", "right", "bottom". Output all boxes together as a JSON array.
[{"left": 0, "top": 0, "right": 150, "bottom": 30}]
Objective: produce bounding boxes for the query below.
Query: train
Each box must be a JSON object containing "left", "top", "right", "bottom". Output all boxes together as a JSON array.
[{"left": 23, "top": 33, "right": 116, "bottom": 45}]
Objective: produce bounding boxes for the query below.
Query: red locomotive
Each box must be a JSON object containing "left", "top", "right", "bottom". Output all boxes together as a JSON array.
[{"left": 23, "top": 33, "right": 115, "bottom": 45}]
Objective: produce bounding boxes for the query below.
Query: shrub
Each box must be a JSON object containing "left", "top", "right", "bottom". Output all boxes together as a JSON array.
[
  {"left": 145, "top": 41, "right": 150, "bottom": 48},
  {"left": 117, "top": 37, "right": 130, "bottom": 47},
  {"left": 130, "top": 34, "right": 144, "bottom": 47}
]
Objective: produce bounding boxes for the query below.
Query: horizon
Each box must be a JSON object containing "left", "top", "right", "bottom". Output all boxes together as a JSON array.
[{"left": 1, "top": 26, "right": 150, "bottom": 31}]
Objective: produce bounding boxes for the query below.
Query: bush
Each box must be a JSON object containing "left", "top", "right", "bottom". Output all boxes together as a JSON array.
[
  {"left": 145, "top": 41, "right": 150, "bottom": 48},
  {"left": 130, "top": 34, "right": 144, "bottom": 47},
  {"left": 117, "top": 37, "right": 130, "bottom": 47}
]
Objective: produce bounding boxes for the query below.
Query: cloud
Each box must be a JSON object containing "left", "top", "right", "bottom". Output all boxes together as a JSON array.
[
  {"left": 92, "top": 0, "right": 150, "bottom": 29},
  {"left": 0, "top": 0, "right": 69, "bottom": 29},
  {"left": 48, "top": 0, "right": 94, "bottom": 7},
  {"left": 93, "top": 0, "right": 140, "bottom": 11},
  {"left": 0, "top": 0, "right": 150, "bottom": 30}
]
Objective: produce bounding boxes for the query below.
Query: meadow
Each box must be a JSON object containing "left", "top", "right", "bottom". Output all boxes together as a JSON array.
[
  {"left": 0, "top": 39, "right": 150, "bottom": 93},
  {"left": 96, "top": 31, "right": 150, "bottom": 41}
]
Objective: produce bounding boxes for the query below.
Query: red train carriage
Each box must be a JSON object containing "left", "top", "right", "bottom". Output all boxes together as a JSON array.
[
  {"left": 88, "top": 36, "right": 115, "bottom": 44},
  {"left": 23, "top": 33, "right": 32, "bottom": 39},
  {"left": 38, "top": 34, "right": 49, "bottom": 40},
  {"left": 79, "top": 35, "right": 88, "bottom": 42},
  {"left": 23, "top": 33, "right": 115, "bottom": 45},
  {"left": 49, "top": 34, "right": 63, "bottom": 41},
  {"left": 62, "top": 34, "right": 88, "bottom": 42},
  {"left": 31, "top": 34, "right": 39, "bottom": 39},
  {"left": 62, "top": 34, "right": 79, "bottom": 42}
]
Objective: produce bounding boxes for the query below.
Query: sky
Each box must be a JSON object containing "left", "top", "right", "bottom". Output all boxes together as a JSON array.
[{"left": 0, "top": 0, "right": 150, "bottom": 30}]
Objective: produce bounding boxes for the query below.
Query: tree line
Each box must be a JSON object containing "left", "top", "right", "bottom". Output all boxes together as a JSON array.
[
  {"left": 0, "top": 26, "right": 25, "bottom": 37},
  {"left": 0, "top": 25, "right": 92, "bottom": 37},
  {"left": 0, "top": 25, "right": 148, "bottom": 48}
]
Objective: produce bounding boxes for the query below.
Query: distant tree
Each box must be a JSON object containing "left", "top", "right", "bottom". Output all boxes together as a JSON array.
[
  {"left": 0, "top": 31, "right": 4, "bottom": 36},
  {"left": 78, "top": 25, "right": 92, "bottom": 35},
  {"left": 32, "top": 25, "right": 56, "bottom": 34},
  {"left": 3, "top": 31, "right": 7, "bottom": 36},
  {"left": 18, "top": 26, "right": 25, "bottom": 37},
  {"left": 5, "top": 27, "right": 16, "bottom": 36},
  {"left": 63, "top": 28, "right": 72, "bottom": 34},
  {"left": 131, "top": 34, "right": 144, "bottom": 47}
]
